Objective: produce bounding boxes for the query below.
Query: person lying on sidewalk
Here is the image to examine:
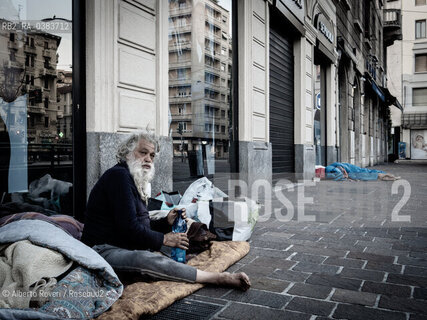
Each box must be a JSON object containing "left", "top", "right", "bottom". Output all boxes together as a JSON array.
[
  {"left": 325, "top": 162, "right": 400, "bottom": 181},
  {"left": 81, "top": 131, "right": 250, "bottom": 291}
]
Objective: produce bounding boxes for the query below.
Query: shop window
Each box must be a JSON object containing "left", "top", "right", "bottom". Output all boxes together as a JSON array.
[
  {"left": 416, "top": 20, "right": 426, "bottom": 39},
  {"left": 415, "top": 54, "right": 427, "bottom": 72},
  {"left": 413, "top": 88, "right": 427, "bottom": 106},
  {"left": 168, "top": 0, "right": 234, "bottom": 191}
]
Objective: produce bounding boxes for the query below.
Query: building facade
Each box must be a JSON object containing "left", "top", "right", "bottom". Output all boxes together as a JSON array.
[
  {"left": 387, "top": 0, "right": 427, "bottom": 160},
  {"left": 0, "top": 0, "right": 396, "bottom": 218},
  {"left": 335, "top": 0, "right": 399, "bottom": 168}
]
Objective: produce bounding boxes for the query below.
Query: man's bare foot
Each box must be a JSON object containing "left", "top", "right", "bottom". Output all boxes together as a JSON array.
[{"left": 217, "top": 272, "right": 251, "bottom": 291}]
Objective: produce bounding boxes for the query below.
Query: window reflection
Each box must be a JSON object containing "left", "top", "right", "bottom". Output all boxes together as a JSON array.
[
  {"left": 169, "top": 0, "right": 232, "bottom": 192},
  {"left": 0, "top": 0, "right": 73, "bottom": 215}
]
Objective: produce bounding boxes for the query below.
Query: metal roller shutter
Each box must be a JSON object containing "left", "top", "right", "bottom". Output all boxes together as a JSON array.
[{"left": 269, "top": 25, "right": 294, "bottom": 174}]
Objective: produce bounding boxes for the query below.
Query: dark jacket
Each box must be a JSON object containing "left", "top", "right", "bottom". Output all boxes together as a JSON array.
[{"left": 81, "top": 162, "right": 170, "bottom": 251}]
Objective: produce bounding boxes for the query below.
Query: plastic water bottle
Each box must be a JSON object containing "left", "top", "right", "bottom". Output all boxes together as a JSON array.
[{"left": 171, "top": 210, "right": 187, "bottom": 263}]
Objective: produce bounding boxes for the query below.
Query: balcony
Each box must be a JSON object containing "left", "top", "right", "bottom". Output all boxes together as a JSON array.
[
  {"left": 171, "top": 114, "right": 192, "bottom": 121},
  {"left": 39, "top": 68, "right": 57, "bottom": 77},
  {"left": 8, "top": 41, "right": 19, "bottom": 50},
  {"left": 43, "top": 49, "right": 54, "bottom": 58},
  {"left": 383, "top": 9, "right": 402, "bottom": 47},
  {"left": 169, "top": 6, "right": 192, "bottom": 17},
  {"left": 28, "top": 106, "right": 46, "bottom": 114},
  {"left": 170, "top": 24, "right": 192, "bottom": 33},
  {"left": 169, "top": 78, "right": 191, "bottom": 86},
  {"left": 169, "top": 41, "right": 192, "bottom": 51},
  {"left": 169, "top": 95, "right": 192, "bottom": 103},
  {"left": 24, "top": 44, "right": 37, "bottom": 54}
]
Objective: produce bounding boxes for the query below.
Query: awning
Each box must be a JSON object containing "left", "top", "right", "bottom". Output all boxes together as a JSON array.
[
  {"left": 380, "top": 86, "right": 404, "bottom": 111},
  {"left": 371, "top": 80, "right": 385, "bottom": 102}
]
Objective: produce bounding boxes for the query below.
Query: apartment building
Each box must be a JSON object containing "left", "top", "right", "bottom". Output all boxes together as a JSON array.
[
  {"left": 168, "top": 0, "right": 231, "bottom": 160},
  {"left": 387, "top": 0, "right": 427, "bottom": 159}
]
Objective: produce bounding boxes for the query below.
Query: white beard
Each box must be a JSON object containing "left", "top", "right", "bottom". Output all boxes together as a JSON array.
[{"left": 126, "top": 154, "right": 155, "bottom": 203}]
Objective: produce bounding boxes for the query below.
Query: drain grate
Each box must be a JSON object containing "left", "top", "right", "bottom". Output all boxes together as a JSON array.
[{"left": 146, "top": 299, "right": 222, "bottom": 320}]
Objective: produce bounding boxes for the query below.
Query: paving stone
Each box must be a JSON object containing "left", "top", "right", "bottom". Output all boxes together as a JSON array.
[
  {"left": 218, "top": 302, "right": 311, "bottom": 320},
  {"left": 398, "top": 256, "right": 427, "bottom": 267},
  {"left": 414, "top": 287, "right": 427, "bottom": 300},
  {"left": 323, "top": 257, "right": 365, "bottom": 268},
  {"left": 292, "top": 262, "right": 339, "bottom": 275},
  {"left": 222, "top": 289, "right": 291, "bottom": 309},
  {"left": 362, "top": 281, "right": 411, "bottom": 298},
  {"left": 285, "top": 297, "right": 335, "bottom": 316},
  {"left": 356, "top": 240, "right": 393, "bottom": 249},
  {"left": 290, "top": 234, "right": 322, "bottom": 241},
  {"left": 347, "top": 251, "right": 395, "bottom": 263},
  {"left": 387, "top": 273, "right": 427, "bottom": 287},
  {"left": 379, "top": 295, "right": 427, "bottom": 314},
  {"left": 251, "top": 239, "right": 293, "bottom": 251},
  {"left": 237, "top": 264, "right": 276, "bottom": 277},
  {"left": 332, "top": 303, "right": 406, "bottom": 320},
  {"left": 365, "top": 261, "right": 403, "bottom": 274},
  {"left": 247, "top": 247, "right": 293, "bottom": 259},
  {"left": 331, "top": 288, "right": 377, "bottom": 306},
  {"left": 271, "top": 269, "right": 311, "bottom": 283},
  {"left": 250, "top": 277, "right": 290, "bottom": 292},
  {"left": 306, "top": 274, "right": 362, "bottom": 291},
  {"left": 287, "top": 283, "right": 332, "bottom": 299},
  {"left": 289, "top": 244, "right": 347, "bottom": 257},
  {"left": 290, "top": 253, "right": 327, "bottom": 264},
  {"left": 339, "top": 267, "right": 385, "bottom": 282},
  {"left": 404, "top": 265, "right": 427, "bottom": 277},
  {"left": 250, "top": 256, "right": 296, "bottom": 270}
]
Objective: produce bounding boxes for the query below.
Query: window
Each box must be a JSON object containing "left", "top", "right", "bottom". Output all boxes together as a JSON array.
[
  {"left": 169, "top": 0, "right": 233, "bottom": 187},
  {"left": 178, "top": 122, "right": 187, "bottom": 131},
  {"left": 44, "top": 78, "right": 49, "bottom": 89},
  {"left": 44, "top": 97, "right": 49, "bottom": 109},
  {"left": 10, "top": 52, "right": 15, "bottom": 61},
  {"left": 413, "top": 88, "right": 427, "bottom": 106},
  {"left": 44, "top": 41, "right": 48, "bottom": 49},
  {"left": 416, "top": 20, "right": 426, "bottom": 39},
  {"left": 25, "top": 55, "right": 29, "bottom": 66},
  {"left": 30, "top": 37, "right": 34, "bottom": 47},
  {"left": 44, "top": 116, "right": 49, "bottom": 128},
  {"left": 416, "top": 0, "right": 426, "bottom": 5},
  {"left": 9, "top": 33, "right": 14, "bottom": 41},
  {"left": 415, "top": 54, "right": 427, "bottom": 72},
  {"left": 44, "top": 57, "right": 50, "bottom": 69}
]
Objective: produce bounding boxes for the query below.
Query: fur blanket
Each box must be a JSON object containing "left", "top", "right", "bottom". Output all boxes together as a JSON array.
[{"left": 98, "top": 241, "right": 250, "bottom": 320}]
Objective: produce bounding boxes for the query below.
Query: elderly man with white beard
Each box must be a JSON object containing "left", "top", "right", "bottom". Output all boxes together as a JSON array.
[{"left": 81, "top": 131, "right": 250, "bottom": 290}]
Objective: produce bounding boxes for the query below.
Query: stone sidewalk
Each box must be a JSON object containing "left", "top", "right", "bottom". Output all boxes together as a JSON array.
[{"left": 150, "top": 163, "right": 427, "bottom": 320}]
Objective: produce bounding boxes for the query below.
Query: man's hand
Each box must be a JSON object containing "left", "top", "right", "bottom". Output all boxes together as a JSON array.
[
  {"left": 163, "top": 232, "right": 189, "bottom": 249},
  {"left": 166, "top": 208, "right": 187, "bottom": 225}
]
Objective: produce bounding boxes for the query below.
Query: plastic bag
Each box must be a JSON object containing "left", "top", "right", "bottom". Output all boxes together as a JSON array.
[{"left": 180, "top": 177, "right": 226, "bottom": 205}]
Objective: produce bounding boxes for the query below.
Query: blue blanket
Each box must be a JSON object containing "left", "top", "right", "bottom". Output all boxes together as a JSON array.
[
  {"left": 325, "top": 162, "right": 385, "bottom": 181},
  {"left": 0, "top": 220, "right": 123, "bottom": 319}
]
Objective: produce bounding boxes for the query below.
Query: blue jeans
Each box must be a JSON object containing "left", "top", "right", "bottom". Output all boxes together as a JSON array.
[{"left": 92, "top": 244, "right": 197, "bottom": 283}]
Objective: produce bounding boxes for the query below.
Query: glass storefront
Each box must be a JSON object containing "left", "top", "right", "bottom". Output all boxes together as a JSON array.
[
  {"left": 168, "top": 0, "right": 234, "bottom": 193},
  {"left": 0, "top": 0, "right": 73, "bottom": 214}
]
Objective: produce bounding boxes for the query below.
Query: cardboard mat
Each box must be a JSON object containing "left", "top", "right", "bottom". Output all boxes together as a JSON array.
[{"left": 97, "top": 241, "right": 250, "bottom": 320}]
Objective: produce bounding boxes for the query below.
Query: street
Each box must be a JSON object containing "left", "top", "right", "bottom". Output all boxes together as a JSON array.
[{"left": 151, "top": 162, "right": 427, "bottom": 319}]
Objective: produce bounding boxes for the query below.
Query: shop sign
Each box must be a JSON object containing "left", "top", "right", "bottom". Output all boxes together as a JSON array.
[
  {"left": 277, "top": 0, "right": 304, "bottom": 25},
  {"left": 319, "top": 21, "right": 334, "bottom": 43}
]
